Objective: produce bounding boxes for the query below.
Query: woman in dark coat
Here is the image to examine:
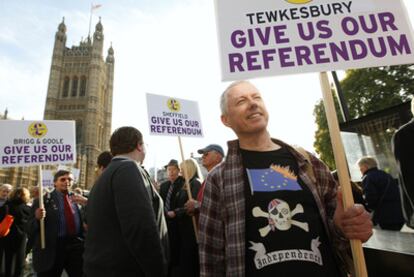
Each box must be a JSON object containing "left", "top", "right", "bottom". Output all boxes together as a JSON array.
[
  {"left": 4, "top": 187, "right": 31, "bottom": 277},
  {"left": 173, "top": 158, "right": 202, "bottom": 277}
]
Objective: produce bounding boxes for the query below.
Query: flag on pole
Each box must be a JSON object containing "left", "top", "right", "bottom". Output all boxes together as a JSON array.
[{"left": 91, "top": 4, "right": 102, "bottom": 10}]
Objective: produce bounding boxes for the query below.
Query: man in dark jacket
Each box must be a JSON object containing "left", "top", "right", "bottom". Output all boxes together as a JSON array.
[
  {"left": 392, "top": 98, "right": 414, "bottom": 228},
  {"left": 84, "top": 126, "right": 168, "bottom": 277},
  {"left": 159, "top": 159, "right": 185, "bottom": 277},
  {"left": 357, "top": 156, "right": 405, "bottom": 230},
  {"left": 29, "top": 170, "right": 84, "bottom": 277}
]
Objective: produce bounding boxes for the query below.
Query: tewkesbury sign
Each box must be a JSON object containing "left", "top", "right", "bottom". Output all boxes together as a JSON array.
[{"left": 214, "top": 0, "right": 414, "bottom": 80}]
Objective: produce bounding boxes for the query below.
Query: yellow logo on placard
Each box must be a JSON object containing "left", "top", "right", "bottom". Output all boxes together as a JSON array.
[
  {"left": 286, "top": 0, "right": 312, "bottom": 4},
  {"left": 28, "top": 122, "right": 48, "bottom": 138},
  {"left": 167, "top": 98, "right": 181, "bottom": 112}
]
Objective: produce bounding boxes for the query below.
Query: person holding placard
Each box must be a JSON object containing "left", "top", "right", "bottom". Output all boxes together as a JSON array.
[
  {"left": 198, "top": 81, "right": 373, "bottom": 277},
  {"left": 28, "top": 170, "right": 84, "bottom": 277},
  {"left": 184, "top": 144, "right": 224, "bottom": 216},
  {"left": 84, "top": 126, "right": 168, "bottom": 277},
  {"left": 172, "top": 158, "right": 202, "bottom": 277}
]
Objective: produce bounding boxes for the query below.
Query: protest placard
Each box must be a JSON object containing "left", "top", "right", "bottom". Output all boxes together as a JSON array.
[
  {"left": 215, "top": 0, "right": 414, "bottom": 80},
  {"left": 146, "top": 93, "right": 203, "bottom": 138},
  {"left": 0, "top": 120, "right": 76, "bottom": 168}
]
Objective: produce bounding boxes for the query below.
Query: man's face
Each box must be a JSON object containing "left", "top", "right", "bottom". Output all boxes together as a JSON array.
[
  {"left": 359, "top": 164, "right": 368, "bottom": 176},
  {"left": 54, "top": 173, "right": 73, "bottom": 193},
  {"left": 0, "top": 187, "right": 11, "bottom": 200},
  {"left": 202, "top": 151, "right": 222, "bottom": 171},
  {"left": 221, "top": 82, "right": 269, "bottom": 135},
  {"left": 167, "top": 165, "right": 180, "bottom": 182}
]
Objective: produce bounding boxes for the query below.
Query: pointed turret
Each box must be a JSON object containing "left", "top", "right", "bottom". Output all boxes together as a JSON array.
[{"left": 44, "top": 18, "right": 67, "bottom": 119}]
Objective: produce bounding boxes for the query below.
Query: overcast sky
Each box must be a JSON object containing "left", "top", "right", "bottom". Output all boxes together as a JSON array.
[{"left": 1, "top": 0, "right": 414, "bottom": 169}]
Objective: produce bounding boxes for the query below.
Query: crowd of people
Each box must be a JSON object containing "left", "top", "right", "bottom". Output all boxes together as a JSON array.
[{"left": 0, "top": 81, "right": 413, "bottom": 277}]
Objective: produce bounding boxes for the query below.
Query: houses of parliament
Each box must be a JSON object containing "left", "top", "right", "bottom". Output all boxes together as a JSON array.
[{"left": 0, "top": 18, "right": 114, "bottom": 189}]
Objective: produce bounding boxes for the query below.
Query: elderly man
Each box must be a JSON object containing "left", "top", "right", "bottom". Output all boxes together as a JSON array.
[
  {"left": 199, "top": 81, "right": 372, "bottom": 277},
  {"left": 184, "top": 144, "right": 224, "bottom": 215},
  {"left": 29, "top": 170, "right": 84, "bottom": 277},
  {"left": 84, "top": 126, "right": 168, "bottom": 277},
  {"left": 392, "top": 98, "right": 414, "bottom": 228},
  {"left": 357, "top": 156, "right": 404, "bottom": 230}
]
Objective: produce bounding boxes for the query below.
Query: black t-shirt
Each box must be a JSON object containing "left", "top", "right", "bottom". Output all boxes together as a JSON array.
[{"left": 241, "top": 147, "right": 340, "bottom": 277}]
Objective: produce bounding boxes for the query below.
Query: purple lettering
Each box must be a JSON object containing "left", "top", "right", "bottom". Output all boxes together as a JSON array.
[
  {"left": 388, "top": 34, "right": 412, "bottom": 56},
  {"left": 246, "top": 51, "right": 261, "bottom": 71},
  {"left": 228, "top": 53, "right": 245, "bottom": 72},
  {"left": 262, "top": 49, "right": 276, "bottom": 69},
  {"left": 279, "top": 47, "right": 294, "bottom": 67},
  {"left": 342, "top": 16, "right": 359, "bottom": 35},
  {"left": 297, "top": 22, "right": 315, "bottom": 41},
  {"left": 330, "top": 41, "right": 350, "bottom": 62},
  {"left": 367, "top": 37, "right": 387, "bottom": 58},
  {"left": 230, "top": 30, "right": 246, "bottom": 48},
  {"left": 359, "top": 14, "right": 378, "bottom": 33},
  {"left": 378, "top": 12, "right": 398, "bottom": 32},
  {"left": 295, "top": 46, "right": 312, "bottom": 66},
  {"left": 349, "top": 39, "right": 368, "bottom": 60},
  {"left": 313, "top": 44, "right": 330, "bottom": 64}
]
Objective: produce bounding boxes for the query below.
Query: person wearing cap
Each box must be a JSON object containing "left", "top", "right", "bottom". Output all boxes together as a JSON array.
[
  {"left": 159, "top": 159, "right": 185, "bottom": 276},
  {"left": 184, "top": 144, "right": 224, "bottom": 216},
  {"left": 198, "top": 81, "right": 373, "bottom": 277}
]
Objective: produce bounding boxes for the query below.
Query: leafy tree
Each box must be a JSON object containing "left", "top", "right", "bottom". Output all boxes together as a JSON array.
[{"left": 313, "top": 65, "right": 414, "bottom": 169}]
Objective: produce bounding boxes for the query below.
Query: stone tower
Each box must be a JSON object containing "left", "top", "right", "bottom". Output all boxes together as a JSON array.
[{"left": 43, "top": 18, "right": 114, "bottom": 188}]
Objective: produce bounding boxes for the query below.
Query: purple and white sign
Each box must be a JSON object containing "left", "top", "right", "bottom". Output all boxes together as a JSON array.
[
  {"left": 146, "top": 93, "right": 203, "bottom": 138},
  {"left": 215, "top": 0, "right": 414, "bottom": 80},
  {"left": 0, "top": 120, "right": 76, "bottom": 168}
]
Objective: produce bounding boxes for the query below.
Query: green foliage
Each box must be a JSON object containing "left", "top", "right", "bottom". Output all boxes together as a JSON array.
[
  {"left": 313, "top": 65, "right": 414, "bottom": 169},
  {"left": 313, "top": 99, "right": 335, "bottom": 170},
  {"left": 341, "top": 65, "right": 414, "bottom": 118}
]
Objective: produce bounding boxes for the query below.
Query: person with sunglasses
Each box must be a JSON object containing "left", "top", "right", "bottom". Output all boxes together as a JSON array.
[{"left": 28, "top": 170, "right": 85, "bottom": 277}]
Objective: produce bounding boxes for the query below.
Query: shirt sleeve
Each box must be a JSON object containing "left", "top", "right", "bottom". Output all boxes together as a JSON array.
[{"left": 198, "top": 171, "right": 226, "bottom": 277}]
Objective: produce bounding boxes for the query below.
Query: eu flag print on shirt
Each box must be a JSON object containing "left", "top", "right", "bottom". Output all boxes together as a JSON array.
[{"left": 246, "top": 164, "right": 302, "bottom": 193}]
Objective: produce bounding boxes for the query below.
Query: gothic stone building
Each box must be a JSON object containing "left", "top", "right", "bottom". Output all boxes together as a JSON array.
[{"left": 43, "top": 18, "right": 114, "bottom": 188}]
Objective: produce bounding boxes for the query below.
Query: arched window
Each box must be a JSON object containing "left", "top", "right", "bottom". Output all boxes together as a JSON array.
[
  {"left": 62, "top": 77, "right": 70, "bottom": 97},
  {"left": 80, "top": 76, "right": 87, "bottom": 96},
  {"left": 71, "top": 76, "right": 79, "bottom": 97}
]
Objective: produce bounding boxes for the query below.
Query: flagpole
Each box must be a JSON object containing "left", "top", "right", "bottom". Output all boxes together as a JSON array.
[{"left": 88, "top": 4, "right": 93, "bottom": 40}]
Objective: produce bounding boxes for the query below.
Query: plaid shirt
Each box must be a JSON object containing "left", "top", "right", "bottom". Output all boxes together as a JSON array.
[{"left": 199, "top": 138, "right": 351, "bottom": 277}]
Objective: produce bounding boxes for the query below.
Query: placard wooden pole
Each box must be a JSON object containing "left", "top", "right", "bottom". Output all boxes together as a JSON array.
[
  {"left": 319, "top": 72, "right": 367, "bottom": 277},
  {"left": 38, "top": 165, "right": 46, "bottom": 249},
  {"left": 177, "top": 136, "right": 199, "bottom": 242}
]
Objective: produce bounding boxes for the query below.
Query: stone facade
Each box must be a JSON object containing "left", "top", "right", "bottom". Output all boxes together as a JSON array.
[{"left": 43, "top": 18, "right": 114, "bottom": 188}]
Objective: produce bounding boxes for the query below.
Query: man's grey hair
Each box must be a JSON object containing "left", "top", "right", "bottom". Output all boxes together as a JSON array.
[
  {"left": 220, "top": 80, "right": 251, "bottom": 115},
  {"left": 357, "top": 156, "right": 378, "bottom": 170},
  {"left": 0, "top": 184, "right": 12, "bottom": 191}
]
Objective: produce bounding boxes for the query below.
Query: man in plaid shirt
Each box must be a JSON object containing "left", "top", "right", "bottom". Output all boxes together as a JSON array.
[{"left": 198, "top": 81, "right": 372, "bottom": 277}]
